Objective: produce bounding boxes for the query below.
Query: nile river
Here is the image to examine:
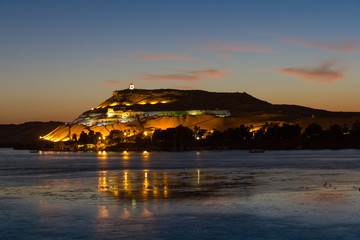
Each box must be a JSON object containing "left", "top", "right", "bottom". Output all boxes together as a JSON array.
[{"left": 1, "top": 149, "right": 360, "bottom": 239}]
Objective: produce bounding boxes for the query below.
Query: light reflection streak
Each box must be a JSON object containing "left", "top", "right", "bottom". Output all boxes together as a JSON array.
[
  {"left": 97, "top": 151, "right": 108, "bottom": 165},
  {"left": 97, "top": 169, "right": 245, "bottom": 203},
  {"left": 98, "top": 171, "right": 108, "bottom": 191},
  {"left": 197, "top": 169, "right": 200, "bottom": 184},
  {"left": 143, "top": 170, "right": 149, "bottom": 198},
  {"left": 122, "top": 154, "right": 130, "bottom": 168},
  {"left": 94, "top": 168, "right": 259, "bottom": 220},
  {"left": 124, "top": 171, "right": 128, "bottom": 190},
  {"left": 97, "top": 169, "right": 207, "bottom": 197},
  {"left": 98, "top": 205, "right": 109, "bottom": 218},
  {"left": 163, "top": 172, "right": 168, "bottom": 198},
  {"left": 141, "top": 151, "right": 150, "bottom": 168},
  {"left": 142, "top": 208, "right": 152, "bottom": 217},
  {"left": 122, "top": 208, "right": 130, "bottom": 219}
]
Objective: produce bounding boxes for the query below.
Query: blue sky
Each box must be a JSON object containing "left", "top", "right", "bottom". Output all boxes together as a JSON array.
[{"left": 1, "top": 0, "right": 360, "bottom": 123}]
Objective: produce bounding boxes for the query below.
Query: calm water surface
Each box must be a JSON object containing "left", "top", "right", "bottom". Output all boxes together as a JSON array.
[{"left": 1, "top": 149, "right": 360, "bottom": 239}]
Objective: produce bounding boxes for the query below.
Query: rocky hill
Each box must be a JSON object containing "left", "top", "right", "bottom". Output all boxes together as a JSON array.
[
  {"left": 78, "top": 88, "right": 359, "bottom": 121},
  {"left": 38, "top": 88, "right": 360, "bottom": 143},
  {"left": 1, "top": 89, "right": 359, "bottom": 147}
]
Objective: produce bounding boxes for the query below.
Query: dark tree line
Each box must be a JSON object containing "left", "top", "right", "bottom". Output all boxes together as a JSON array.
[
  {"left": 74, "top": 130, "right": 103, "bottom": 144},
  {"left": 152, "top": 125, "right": 194, "bottom": 151},
  {"left": 68, "top": 120, "right": 360, "bottom": 151}
]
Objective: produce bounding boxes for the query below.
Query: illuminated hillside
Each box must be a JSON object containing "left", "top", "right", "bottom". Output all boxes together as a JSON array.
[
  {"left": 41, "top": 87, "right": 360, "bottom": 142},
  {"left": 70, "top": 88, "right": 271, "bottom": 127}
]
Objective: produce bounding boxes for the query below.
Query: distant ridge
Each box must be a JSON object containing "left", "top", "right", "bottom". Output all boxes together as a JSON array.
[{"left": 0, "top": 121, "right": 63, "bottom": 148}]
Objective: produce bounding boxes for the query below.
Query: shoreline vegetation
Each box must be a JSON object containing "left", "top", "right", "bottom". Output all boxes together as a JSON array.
[{"left": 2, "top": 121, "right": 360, "bottom": 152}]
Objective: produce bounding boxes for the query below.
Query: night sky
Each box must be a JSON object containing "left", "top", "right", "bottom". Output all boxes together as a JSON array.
[{"left": 1, "top": 0, "right": 360, "bottom": 123}]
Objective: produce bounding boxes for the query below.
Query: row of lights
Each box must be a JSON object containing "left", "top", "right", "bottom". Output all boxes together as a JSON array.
[{"left": 98, "top": 150, "right": 149, "bottom": 155}]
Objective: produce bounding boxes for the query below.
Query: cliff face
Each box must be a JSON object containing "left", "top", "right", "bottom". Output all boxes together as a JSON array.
[{"left": 40, "top": 88, "right": 360, "bottom": 142}]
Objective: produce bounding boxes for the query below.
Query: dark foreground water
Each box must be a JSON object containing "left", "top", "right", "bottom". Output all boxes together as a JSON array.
[{"left": 1, "top": 149, "right": 360, "bottom": 239}]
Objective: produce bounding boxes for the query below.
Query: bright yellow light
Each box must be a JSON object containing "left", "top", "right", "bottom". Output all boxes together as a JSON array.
[
  {"left": 124, "top": 132, "right": 127, "bottom": 136},
  {"left": 123, "top": 150, "right": 128, "bottom": 154},
  {"left": 143, "top": 150, "right": 148, "bottom": 155},
  {"left": 145, "top": 172, "right": 148, "bottom": 178},
  {"left": 98, "top": 151, "right": 107, "bottom": 155},
  {"left": 124, "top": 171, "right": 128, "bottom": 190},
  {"left": 150, "top": 101, "right": 158, "bottom": 105},
  {"left": 98, "top": 137, "right": 101, "bottom": 140},
  {"left": 102, "top": 136, "right": 106, "bottom": 140},
  {"left": 196, "top": 136, "right": 200, "bottom": 140},
  {"left": 143, "top": 131, "right": 148, "bottom": 136},
  {"left": 197, "top": 169, "right": 200, "bottom": 184},
  {"left": 139, "top": 101, "right": 146, "bottom": 105},
  {"left": 160, "top": 100, "right": 168, "bottom": 104}
]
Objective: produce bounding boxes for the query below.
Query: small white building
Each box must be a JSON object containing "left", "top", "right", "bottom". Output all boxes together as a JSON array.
[{"left": 129, "top": 83, "right": 135, "bottom": 90}]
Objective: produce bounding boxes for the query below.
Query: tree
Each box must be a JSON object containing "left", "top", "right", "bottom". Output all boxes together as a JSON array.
[
  {"left": 108, "top": 130, "right": 124, "bottom": 143},
  {"left": 94, "top": 132, "right": 103, "bottom": 143},
  {"left": 72, "top": 133, "right": 77, "bottom": 142},
  {"left": 351, "top": 120, "right": 360, "bottom": 137},
  {"left": 304, "top": 123, "right": 323, "bottom": 137},
  {"left": 78, "top": 131, "right": 88, "bottom": 144},
  {"left": 87, "top": 130, "right": 95, "bottom": 144},
  {"left": 328, "top": 124, "right": 343, "bottom": 138},
  {"left": 151, "top": 125, "right": 194, "bottom": 151},
  {"left": 238, "top": 124, "right": 252, "bottom": 141}
]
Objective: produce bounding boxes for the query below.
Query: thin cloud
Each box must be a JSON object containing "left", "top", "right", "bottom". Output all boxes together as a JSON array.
[
  {"left": 283, "top": 37, "right": 358, "bottom": 53},
  {"left": 141, "top": 73, "right": 202, "bottom": 82},
  {"left": 198, "top": 40, "right": 273, "bottom": 53},
  {"left": 101, "top": 51, "right": 203, "bottom": 64},
  {"left": 99, "top": 68, "right": 231, "bottom": 86},
  {"left": 216, "top": 52, "right": 231, "bottom": 60},
  {"left": 141, "top": 68, "right": 231, "bottom": 82},
  {"left": 181, "top": 69, "right": 231, "bottom": 78},
  {"left": 268, "top": 59, "right": 348, "bottom": 84}
]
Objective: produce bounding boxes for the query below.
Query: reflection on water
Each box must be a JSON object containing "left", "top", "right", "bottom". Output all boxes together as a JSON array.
[
  {"left": 197, "top": 169, "right": 200, "bottom": 184},
  {"left": 97, "top": 169, "right": 256, "bottom": 201},
  {"left": 95, "top": 168, "right": 257, "bottom": 223},
  {"left": 3, "top": 149, "right": 360, "bottom": 239}
]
